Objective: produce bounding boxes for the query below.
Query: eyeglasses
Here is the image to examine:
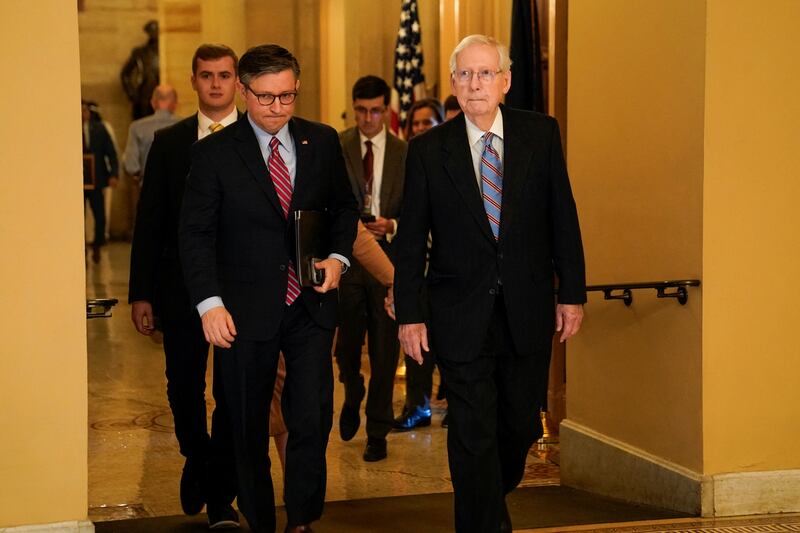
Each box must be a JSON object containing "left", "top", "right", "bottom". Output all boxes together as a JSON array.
[
  {"left": 244, "top": 84, "right": 298, "bottom": 106},
  {"left": 354, "top": 105, "right": 387, "bottom": 117},
  {"left": 453, "top": 69, "right": 503, "bottom": 84}
]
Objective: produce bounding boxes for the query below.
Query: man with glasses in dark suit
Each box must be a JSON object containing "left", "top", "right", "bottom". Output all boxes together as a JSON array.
[{"left": 395, "top": 34, "right": 586, "bottom": 533}]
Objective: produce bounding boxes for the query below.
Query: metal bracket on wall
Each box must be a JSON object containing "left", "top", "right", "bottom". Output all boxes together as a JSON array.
[
  {"left": 87, "top": 298, "right": 119, "bottom": 319},
  {"left": 588, "top": 280, "right": 700, "bottom": 306}
]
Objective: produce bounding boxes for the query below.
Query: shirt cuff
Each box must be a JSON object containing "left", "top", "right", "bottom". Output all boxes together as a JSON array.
[
  {"left": 197, "top": 296, "right": 224, "bottom": 317},
  {"left": 328, "top": 253, "right": 350, "bottom": 274},
  {"left": 385, "top": 219, "right": 398, "bottom": 243}
]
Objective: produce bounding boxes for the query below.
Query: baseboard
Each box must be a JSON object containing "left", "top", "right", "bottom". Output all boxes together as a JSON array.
[
  {"left": 705, "top": 469, "right": 800, "bottom": 516},
  {"left": 0, "top": 521, "right": 94, "bottom": 533},
  {"left": 559, "top": 419, "right": 702, "bottom": 514},
  {"left": 560, "top": 420, "right": 800, "bottom": 517}
]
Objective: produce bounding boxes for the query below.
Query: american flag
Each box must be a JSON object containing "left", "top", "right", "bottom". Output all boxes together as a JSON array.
[{"left": 391, "top": 0, "right": 426, "bottom": 137}]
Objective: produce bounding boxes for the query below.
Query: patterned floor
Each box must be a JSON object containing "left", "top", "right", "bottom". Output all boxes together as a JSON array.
[{"left": 526, "top": 513, "right": 800, "bottom": 532}]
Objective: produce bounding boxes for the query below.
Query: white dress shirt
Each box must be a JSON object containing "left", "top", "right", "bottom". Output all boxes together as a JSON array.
[
  {"left": 197, "top": 107, "right": 238, "bottom": 140},
  {"left": 359, "top": 126, "right": 387, "bottom": 216}
]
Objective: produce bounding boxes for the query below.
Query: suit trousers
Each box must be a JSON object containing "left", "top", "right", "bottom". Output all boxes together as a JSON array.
[
  {"left": 403, "top": 351, "right": 433, "bottom": 409},
  {"left": 84, "top": 188, "right": 106, "bottom": 246},
  {"left": 162, "top": 312, "right": 237, "bottom": 508},
  {"left": 437, "top": 292, "right": 545, "bottom": 533},
  {"left": 216, "top": 301, "right": 334, "bottom": 533},
  {"left": 334, "top": 260, "right": 399, "bottom": 439}
]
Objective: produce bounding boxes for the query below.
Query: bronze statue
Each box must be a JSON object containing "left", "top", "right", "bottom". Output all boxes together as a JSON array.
[{"left": 120, "top": 20, "right": 160, "bottom": 119}]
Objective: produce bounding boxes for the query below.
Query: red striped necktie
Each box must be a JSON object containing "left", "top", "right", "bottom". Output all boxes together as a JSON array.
[{"left": 268, "top": 136, "right": 302, "bottom": 305}]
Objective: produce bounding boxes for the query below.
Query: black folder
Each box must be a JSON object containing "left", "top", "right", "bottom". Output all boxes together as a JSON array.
[{"left": 294, "top": 210, "right": 330, "bottom": 287}]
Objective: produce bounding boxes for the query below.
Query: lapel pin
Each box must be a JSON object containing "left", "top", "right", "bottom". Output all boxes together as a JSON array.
[{"left": 301, "top": 139, "right": 309, "bottom": 145}]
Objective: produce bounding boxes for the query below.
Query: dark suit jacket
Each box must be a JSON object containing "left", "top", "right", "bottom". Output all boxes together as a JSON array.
[
  {"left": 84, "top": 119, "right": 118, "bottom": 189},
  {"left": 128, "top": 113, "right": 201, "bottom": 320},
  {"left": 394, "top": 106, "right": 586, "bottom": 372},
  {"left": 179, "top": 115, "right": 359, "bottom": 341},
  {"left": 339, "top": 126, "right": 406, "bottom": 256}
]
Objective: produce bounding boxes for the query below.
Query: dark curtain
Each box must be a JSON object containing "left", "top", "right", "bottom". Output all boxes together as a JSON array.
[{"left": 506, "top": 0, "right": 544, "bottom": 112}]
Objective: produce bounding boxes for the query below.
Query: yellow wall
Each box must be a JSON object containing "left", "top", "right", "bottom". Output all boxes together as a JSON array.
[
  {"left": 566, "top": 0, "right": 706, "bottom": 472},
  {"left": 702, "top": 0, "right": 800, "bottom": 475},
  {"left": 0, "top": 1, "right": 88, "bottom": 528}
]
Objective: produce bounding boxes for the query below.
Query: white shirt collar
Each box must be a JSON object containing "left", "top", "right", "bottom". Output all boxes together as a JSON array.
[
  {"left": 248, "top": 114, "right": 294, "bottom": 153},
  {"left": 465, "top": 109, "right": 504, "bottom": 148},
  {"left": 359, "top": 126, "right": 387, "bottom": 151},
  {"left": 197, "top": 107, "right": 238, "bottom": 134}
]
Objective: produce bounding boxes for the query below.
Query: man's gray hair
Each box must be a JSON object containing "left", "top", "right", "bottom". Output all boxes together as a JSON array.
[{"left": 449, "top": 34, "right": 512, "bottom": 74}]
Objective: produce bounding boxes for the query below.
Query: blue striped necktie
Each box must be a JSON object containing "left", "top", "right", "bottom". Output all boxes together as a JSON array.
[{"left": 480, "top": 132, "right": 503, "bottom": 240}]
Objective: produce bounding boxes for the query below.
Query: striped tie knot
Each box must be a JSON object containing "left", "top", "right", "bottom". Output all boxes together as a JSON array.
[
  {"left": 209, "top": 122, "right": 224, "bottom": 133},
  {"left": 479, "top": 131, "right": 503, "bottom": 240}
]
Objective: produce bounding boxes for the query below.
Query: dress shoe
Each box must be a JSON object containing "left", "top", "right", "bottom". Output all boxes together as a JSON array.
[
  {"left": 499, "top": 499, "right": 512, "bottom": 533},
  {"left": 339, "top": 384, "right": 365, "bottom": 441},
  {"left": 363, "top": 437, "right": 387, "bottom": 462},
  {"left": 441, "top": 411, "right": 450, "bottom": 428},
  {"left": 207, "top": 503, "right": 239, "bottom": 529},
  {"left": 392, "top": 404, "right": 432, "bottom": 432},
  {"left": 339, "top": 404, "right": 361, "bottom": 441},
  {"left": 284, "top": 525, "right": 313, "bottom": 532},
  {"left": 180, "top": 457, "right": 206, "bottom": 515}
]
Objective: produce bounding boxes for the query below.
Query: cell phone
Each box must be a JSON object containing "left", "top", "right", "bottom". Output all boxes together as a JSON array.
[
  {"left": 310, "top": 257, "right": 325, "bottom": 286},
  {"left": 360, "top": 214, "right": 376, "bottom": 223}
]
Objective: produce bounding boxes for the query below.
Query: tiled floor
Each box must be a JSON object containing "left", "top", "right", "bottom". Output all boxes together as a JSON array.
[
  {"left": 523, "top": 513, "right": 800, "bottom": 532},
  {"left": 86, "top": 242, "right": 560, "bottom": 522}
]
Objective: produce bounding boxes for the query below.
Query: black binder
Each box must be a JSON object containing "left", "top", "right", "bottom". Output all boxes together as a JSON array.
[{"left": 294, "top": 210, "right": 330, "bottom": 287}]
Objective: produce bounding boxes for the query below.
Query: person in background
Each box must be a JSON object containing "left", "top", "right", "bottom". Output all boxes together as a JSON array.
[
  {"left": 128, "top": 44, "right": 241, "bottom": 530},
  {"left": 393, "top": 96, "right": 445, "bottom": 432},
  {"left": 81, "top": 99, "right": 118, "bottom": 263},
  {"left": 123, "top": 84, "right": 179, "bottom": 186},
  {"left": 334, "top": 75, "right": 407, "bottom": 463},
  {"left": 403, "top": 98, "right": 443, "bottom": 140},
  {"left": 394, "top": 34, "right": 586, "bottom": 532},
  {"left": 443, "top": 94, "right": 462, "bottom": 121}
]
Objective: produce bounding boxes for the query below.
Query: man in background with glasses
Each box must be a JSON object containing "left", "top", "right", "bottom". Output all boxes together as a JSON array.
[
  {"left": 394, "top": 34, "right": 586, "bottom": 533},
  {"left": 334, "top": 75, "right": 407, "bottom": 462},
  {"left": 129, "top": 43, "right": 240, "bottom": 530},
  {"left": 179, "top": 44, "right": 358, "bottom": 533}
]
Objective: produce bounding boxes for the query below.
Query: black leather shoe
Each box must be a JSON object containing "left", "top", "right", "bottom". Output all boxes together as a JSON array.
[
  {"left": 339, "top": 404, "right": 361, "bottom": 441},
  {"left": 339, "top": 384, "right": 365, "bottom": 442},
  {"left": 180, "top": 458, "right": 206, "bottom": 516},
  {"left": 499, "top": 499, "right": 512, "bottom": 533},
  {"left": 207, "top": 503, "right": 239, "bottom": 529},
  {"left": 363, "top": 437, "right": 387, "bottom": 462},
  {"left": 441, "top": 411, "right": 449, "bottom": 428},
  {"left": 393, "top": 404, "right": 432, "bottom": 432}
]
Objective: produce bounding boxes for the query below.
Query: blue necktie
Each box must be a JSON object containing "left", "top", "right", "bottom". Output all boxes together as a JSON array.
[{"left": 480, "top": 132, "right": 503, "bottom": 240}]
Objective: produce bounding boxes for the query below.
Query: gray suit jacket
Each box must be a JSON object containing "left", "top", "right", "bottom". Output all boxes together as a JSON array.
[{"left": 339, "top": 126, "right": 407, "bottom": 227}]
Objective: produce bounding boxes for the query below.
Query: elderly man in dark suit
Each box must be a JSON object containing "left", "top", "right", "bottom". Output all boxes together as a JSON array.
[
  {"left": 128, "top": 43, "right": 240, "bottom": 529},
  {"left": 394, "top": 34, "right": 586, "bottom": 533},
  {"left": 334, "top": 76, "right": 407, "bottom": 462},
  {"left": 179, "top": 44, "right": 358, "bottom": 533}
]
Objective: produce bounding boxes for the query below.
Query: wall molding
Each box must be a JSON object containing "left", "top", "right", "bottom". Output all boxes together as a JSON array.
[
  {"left": 560, "top": 420, "right": 800, "bottom": 517},
  {"left": 0, "top": 521, "right": 94, "bottom": 533},
  {"left": 560, "top": 419, "right": 702, "bottom": 514}
]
